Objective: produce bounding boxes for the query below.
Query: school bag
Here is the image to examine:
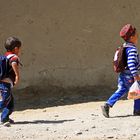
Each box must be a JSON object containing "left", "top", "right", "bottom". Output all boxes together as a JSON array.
[
  {"left": 113, "top": 45, "right": 127, "bottom": 73},
  {"left": 0, "top": 54, "right": 15, "bottom": 80}
]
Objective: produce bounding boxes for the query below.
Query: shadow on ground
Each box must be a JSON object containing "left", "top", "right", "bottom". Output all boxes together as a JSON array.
[
  {"left": 14, "top": 119, "right": 75, "bottom": 125},
  {"left": 14, "top": 85, "right": 126, "bottom": 111},
  {"left": 110, "top": 115, "right": 134, "bottom": 118}
]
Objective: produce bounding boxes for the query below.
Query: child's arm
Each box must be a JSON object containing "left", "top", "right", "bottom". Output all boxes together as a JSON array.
[
  {"left": 11, "top": 62, "right": 19, "bottom": 85},
  {"left": 127, "top": 47, "right": 140, "bottom": 80}
]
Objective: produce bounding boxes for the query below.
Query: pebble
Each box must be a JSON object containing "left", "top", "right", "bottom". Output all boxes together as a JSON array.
[
  {"left": 43, "top": 109, "right": 47, "bottom": 112},
  {"left": 91, "top": 114, "right": 98, "bottom": 116},
  {"left": 91, "top": 126, "right": 96, "bottom": 129},
  {"left": 64, "top": 135, "right": 68, "bottom": 139},
  {"left": 76, "top": 132, "right": 83, "bottom": 135},
  {"left": 107, "top": 136, "right": 114, "bottom": 139},
  {"left": 113, "top": 127, "right": 118, "bottom": 130}
]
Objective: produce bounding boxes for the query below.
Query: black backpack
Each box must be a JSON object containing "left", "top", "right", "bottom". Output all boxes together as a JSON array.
[
  {"left": 0, "top": 55, "right": 14, "bottom": 80},
  {"left": 113, "top": 46, "right": 127, "bottom": 73}
]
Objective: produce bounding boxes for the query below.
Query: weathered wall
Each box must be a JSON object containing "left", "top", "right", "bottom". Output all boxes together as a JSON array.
[{"left": 0, "top": 0, "right": 140, "bottom": 89}]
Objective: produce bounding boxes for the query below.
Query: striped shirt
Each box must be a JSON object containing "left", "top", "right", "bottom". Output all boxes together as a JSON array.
[
  {"left": 125, "top": 42, "right": 140, "bottom": 77},
  {"left": 3, "top": 52, "right": 20, "bottom": 87}
]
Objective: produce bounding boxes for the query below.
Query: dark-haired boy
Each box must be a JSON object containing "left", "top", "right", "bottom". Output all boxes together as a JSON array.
[
  {"left": 0, "top": 37, "right": 22, "bottom": 126},
  {"left": 101, "top": 24, "right": 140, "bottom": 118}
]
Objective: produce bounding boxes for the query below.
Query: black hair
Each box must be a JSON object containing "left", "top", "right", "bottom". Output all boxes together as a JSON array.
[
  {"left": 5, "top": 37, "right": 22, "bottom": 51},
  {"left": 126, "top": 29, "right": 136, "bottom": 42},
  {"left": 130, "top": 28, "right": 136, "bottom": 37}
]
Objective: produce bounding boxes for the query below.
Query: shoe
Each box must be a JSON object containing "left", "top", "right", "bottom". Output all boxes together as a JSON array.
[
  {"left": 133, "top": 110, "right": 140, "bottom": 116},
  {"left": 1, "top": 121, "right": 11, "bottom": 127},
  {"left": 101, "top": 103, "right": 110, "bottom": 118},
  {"left": 0, "top": 118, "right": 14, "bottom": 127}
]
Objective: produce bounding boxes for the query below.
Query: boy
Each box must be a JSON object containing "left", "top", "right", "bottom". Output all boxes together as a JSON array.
[
  {"left": 101, "top": 24, "right": 140, "bottom": 118},
  {"left": 0, "top": 37, "right": 22, "bottom": 126}
]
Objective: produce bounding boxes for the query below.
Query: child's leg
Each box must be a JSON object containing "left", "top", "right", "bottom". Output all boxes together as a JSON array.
[
  {"left": 106, "top": 86, "right": 128, "bottom": 107},
  {"left": 134, "top": 99, "right": 140, "bottom": 115},
  {"left": 0, "top": 83, "right": 13, "bottom": 123},
  {"left": 7, "top": 93, "right": 14, "bottom": 117},
  {"left": 101, "top": 72, "right": 133, "bottom": 118},
  {"left": 133, "top": 81, "right": 140, "bottom": 115},
  {"left": 106, "top": 73, "right": 131, "bottom": 107}
]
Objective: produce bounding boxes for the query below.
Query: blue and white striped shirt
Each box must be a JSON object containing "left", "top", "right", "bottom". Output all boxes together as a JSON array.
[{"left": 125, "top": 42, "right": 140, "bottom": 77}]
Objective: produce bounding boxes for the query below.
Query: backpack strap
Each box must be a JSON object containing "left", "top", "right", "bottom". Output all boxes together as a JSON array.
[
  {"left": 6, "top": 54, "right": 23, "bottom": 67},
  {"left": 6, "top": 54, "right": 16, "bottom": 60}
]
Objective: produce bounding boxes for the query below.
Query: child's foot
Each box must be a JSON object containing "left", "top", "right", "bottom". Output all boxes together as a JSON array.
[
  {"left": 133, "top": 110, "right": 140, "bottom": 116},
  {"left": 1, "top": 121, "right": 11, "bottom": 127},
  {"left": 0, "top": 118, "right": 14, "bottom": 127},
  {"left": 101, "top": 103, "right": 110, "bottom": 118}
]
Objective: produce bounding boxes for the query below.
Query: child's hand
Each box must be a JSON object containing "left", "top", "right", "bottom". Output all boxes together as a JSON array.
[
  {"left": 134, "top": 75, "right": 140, "bottom": 81},
  {"left": 14, "top": 76, "right": 19, "bottom": 85}
]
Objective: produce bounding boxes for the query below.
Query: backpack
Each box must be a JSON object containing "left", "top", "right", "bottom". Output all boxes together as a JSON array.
[
  {"left": 113, "top": 45, "right": 127, "bottom": 73},
  {"left": 0, "top": 54, "right": 15, "bottom": 80}
]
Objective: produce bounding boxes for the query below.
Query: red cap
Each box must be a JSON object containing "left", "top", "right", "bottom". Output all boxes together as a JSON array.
[{"left": 120, "top": 24, "right": 136, "bottom": 41}]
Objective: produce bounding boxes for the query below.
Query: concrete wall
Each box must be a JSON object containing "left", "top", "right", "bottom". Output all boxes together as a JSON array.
[{"left": 0, "top": 0, "right": 140, "bottom": 89}]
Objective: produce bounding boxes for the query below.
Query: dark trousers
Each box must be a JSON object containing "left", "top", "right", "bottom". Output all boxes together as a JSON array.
[
  {"left": 134, "top": 99, "right": 140, "bottom": 112},
  {"left": 0, "top": 82, "right": 14, "bottom": 122}
]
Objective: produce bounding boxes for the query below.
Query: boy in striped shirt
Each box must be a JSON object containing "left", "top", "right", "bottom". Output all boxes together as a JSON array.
[
  {"left": 101, "top": 24, "right": 140, "bottom": 118},
  {"left": 0, "top": 37, "right": 22, "bottom": 126}
]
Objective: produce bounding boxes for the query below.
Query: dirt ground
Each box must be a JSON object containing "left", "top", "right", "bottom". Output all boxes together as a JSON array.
[{"left": 0, "top": 99, "right": 140, "bottom": 140}]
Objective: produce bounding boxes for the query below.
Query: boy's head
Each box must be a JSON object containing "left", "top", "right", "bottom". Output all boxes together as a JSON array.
[
  {"left": 120, "top": 24, "right": 137, "bottom": 42},
  {"left": 5, "top": 37, "right": 22, "bottom": 52}
]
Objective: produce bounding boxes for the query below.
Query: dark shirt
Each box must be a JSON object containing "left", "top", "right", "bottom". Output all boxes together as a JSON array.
[{"left": 5, "top": 52, "right": 19, "bottom": 85}]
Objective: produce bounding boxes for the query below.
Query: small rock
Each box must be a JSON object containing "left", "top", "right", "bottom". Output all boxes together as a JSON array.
[
  {"left": 113, "top": 128, "right": 117, "bottom": 130},
  {"left": 76, "top": 132, "right": 83, "bottom": 135},
  {"left": 16, "top": 128, "right": 21, "bottom": 131},
  {"left": 91, "top": 126, "right": 96, "bottom": 129},
  {"left": 64, "top": 136, "right": 68, "bottom": 139},
  {"left": 107, "top": 136, "right": 114, "bottom": 139},
  {"left": 43, "top": 109, "right": 47, "bottom": 112},
  {"left": 91, "top": 114, "right": 98, "bottom": 116},
  {"left": 75, "top": 131, "right": 83, "bottom": 135}
]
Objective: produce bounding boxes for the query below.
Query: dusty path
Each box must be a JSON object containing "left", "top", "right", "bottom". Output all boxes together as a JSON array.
[{"left": 0, "top": 100, "right": 140, "bottom": 140}]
